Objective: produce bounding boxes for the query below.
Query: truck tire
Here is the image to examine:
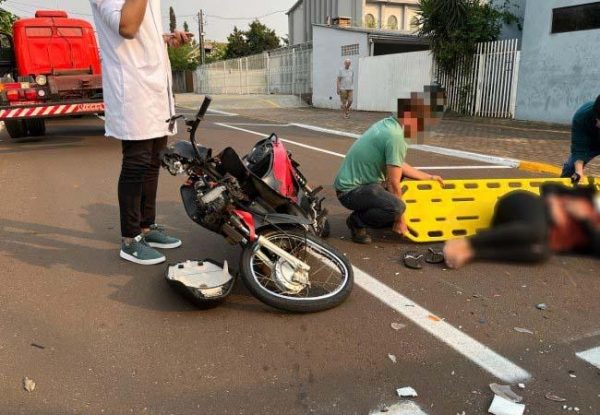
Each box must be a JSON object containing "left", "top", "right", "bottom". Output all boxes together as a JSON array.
[
  {"left": 25, "top": 119, "right": 46, "bottom": 136},
  {"left": 4, "top": 120, "right": 27, "bottom": 139}
]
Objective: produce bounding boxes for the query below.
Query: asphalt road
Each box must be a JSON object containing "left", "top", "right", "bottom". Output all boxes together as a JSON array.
[{"left": 0, "top": 111, "right": 599, "bottom": 415}]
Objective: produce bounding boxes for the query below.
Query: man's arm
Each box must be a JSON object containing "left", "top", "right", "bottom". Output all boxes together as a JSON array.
[
  {"left": 119, "top": 0, "right": 149, "bottom": 39},
  {"left": 401, "top": 162, "right": 443, "bottom": 185}
]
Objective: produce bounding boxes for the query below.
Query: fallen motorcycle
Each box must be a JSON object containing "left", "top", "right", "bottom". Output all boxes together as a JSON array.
[{"left": 161, "top": 97, "right": 353, "bottom": 312}]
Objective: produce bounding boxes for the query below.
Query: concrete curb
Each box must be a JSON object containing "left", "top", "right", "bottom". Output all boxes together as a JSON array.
[{"left": 517, "top": 160, "right": 563, "bottom": 176}]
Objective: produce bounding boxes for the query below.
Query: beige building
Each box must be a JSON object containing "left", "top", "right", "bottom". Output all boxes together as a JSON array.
[{"left": 287, "top": 0, "right": 420, "bottom": 45}]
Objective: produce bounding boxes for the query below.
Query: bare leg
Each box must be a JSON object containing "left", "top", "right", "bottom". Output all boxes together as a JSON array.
[{"left": 443, "top": 238, "right": 475, "bottom": 269}]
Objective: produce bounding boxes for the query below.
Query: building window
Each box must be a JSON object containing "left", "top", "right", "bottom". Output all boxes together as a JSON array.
[
  {"left": 365, "top": 13, "right": 376, "bottom": 28},
  {"left": 552, "top": 2, "right": 600, "bottom": 34},
  {"left": 387, "top": 15, "right": 399, "bottom": 30},
  {"left": 341, "top": 44, "right": 360, "bottom": 56}
]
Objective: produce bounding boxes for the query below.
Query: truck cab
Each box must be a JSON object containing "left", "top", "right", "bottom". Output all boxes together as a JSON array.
[{"left": 0, "top": 10, "right": 104, "bottom": 139}]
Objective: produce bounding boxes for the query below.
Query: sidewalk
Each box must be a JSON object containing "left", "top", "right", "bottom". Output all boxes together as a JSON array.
[{"left": 175, "top": 94, "right": 600, "bottom": 176}]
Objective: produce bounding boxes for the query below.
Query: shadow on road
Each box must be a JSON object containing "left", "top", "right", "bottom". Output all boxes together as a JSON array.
[{"left": 0, "top": 201, "right": 271, "bottom": 314}]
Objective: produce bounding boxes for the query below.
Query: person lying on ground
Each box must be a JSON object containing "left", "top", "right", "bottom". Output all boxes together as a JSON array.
[
  {"left": 334, "top": 87, "right": 446, "bottom": 244},
  {"left": 443, "top": 184, "right": 600, "bottom": 269},
  {"left": 561, "top": 94, "right": 600, "bottom": 183}
]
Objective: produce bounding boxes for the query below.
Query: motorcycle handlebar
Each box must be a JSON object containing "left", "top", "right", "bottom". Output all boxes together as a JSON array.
[{"left": 196, "top": 96, "right": 212, "bottom": 121}]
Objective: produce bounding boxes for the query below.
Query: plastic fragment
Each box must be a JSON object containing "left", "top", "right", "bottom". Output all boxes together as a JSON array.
[
  {"left": 488, "top": 395, "right": 525, "bottom": 415},
  {"left": 396, "top": 387, "right": 418, "bottom": 398},
  {"left": 391, "top": 323, "right": 406, "bottom": 331},
  {"left": 23, "top": 377, "right": 35, "bottom": 392},
  {"left": 536, "top": 303, "right": 548, "bottom": 310},
  {"left": 545, "top": 392, "right": 567, "bottom": 402},
  {"left": 489, "top": 383, "right": 523, "bottom": 403},
  {"left": 514, "top": 327, "right": 534, "bottom": 335},
  {"left": 388, "top": 354, "right": 397, "bottom": 364}
]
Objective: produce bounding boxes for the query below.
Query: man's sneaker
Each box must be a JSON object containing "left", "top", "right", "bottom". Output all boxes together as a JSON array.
[
  {"left": 346, "top": 215, "right": 372, "bottom": 245},
  {"left": 144, "top": 224, "right": 182, "bottom": 249},
  {"left": 120, "top": 235, "right": 166, "bottom": 265}
]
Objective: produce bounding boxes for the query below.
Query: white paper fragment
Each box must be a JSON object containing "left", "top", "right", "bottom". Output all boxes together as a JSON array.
[
  {"left": 514, "top": 327, "right": 534, "bottom": 335},
  {"left": 396, "top": 387, "right": 418, "bottom": 398},
  {"left": 489, "top": 383, "right": 523, "bottom": 403},
  {"left": 388, "top": 354, "right": 397, "bottom": 364},
  {"left": 488, "top": 395, "right": 525, "bottom": 415}
]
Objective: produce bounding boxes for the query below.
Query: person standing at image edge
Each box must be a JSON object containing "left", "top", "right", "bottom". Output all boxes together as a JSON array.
[{"left": 90, "top": 0, "right": 191, "bottom": 265}]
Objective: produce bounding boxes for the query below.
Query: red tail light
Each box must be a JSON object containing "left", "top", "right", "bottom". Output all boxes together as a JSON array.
[
  {"left": 24, "top": 89, "right": 37, "bottom": 101},
  {"left": 6, "top": 90, "right": 19, "bottom": 102}
]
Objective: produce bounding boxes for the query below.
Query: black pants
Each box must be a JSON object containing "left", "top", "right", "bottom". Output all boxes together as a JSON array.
[
  {"left": 470, "top": 191, "right": 551, "bottom": 263},
  {"left": 337, "top": 183, "right": 406, "bottom": 228},
  {"left": 118, "top": 137, "right": 168, "bottom": 238}
]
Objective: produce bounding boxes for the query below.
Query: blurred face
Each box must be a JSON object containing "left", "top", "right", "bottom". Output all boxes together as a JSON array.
[{"left": 344, "top": 60, "right": 351, "bottom": 69}]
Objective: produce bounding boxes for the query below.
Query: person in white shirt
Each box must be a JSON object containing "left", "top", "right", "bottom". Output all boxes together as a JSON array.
[
  {"left": 90, "top": 0, "right": 191, "bottom": 265},
  {"left": 337, "top": 59, "right": 354, "bottom": 119}
]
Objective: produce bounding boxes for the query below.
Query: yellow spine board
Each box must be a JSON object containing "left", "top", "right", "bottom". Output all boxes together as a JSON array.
[{"left": 402, "top": 178, "right": 599, "bottom": 243}]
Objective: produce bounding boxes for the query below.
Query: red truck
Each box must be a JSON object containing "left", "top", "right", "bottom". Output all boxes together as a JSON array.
[{"left": 0, "top": 10, "right": 104, "bottom": 139}]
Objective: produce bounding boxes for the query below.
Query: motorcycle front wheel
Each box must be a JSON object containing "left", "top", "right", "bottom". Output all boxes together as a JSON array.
[{"left": 240, "top": 229, "right": 353, "bottom": 313}]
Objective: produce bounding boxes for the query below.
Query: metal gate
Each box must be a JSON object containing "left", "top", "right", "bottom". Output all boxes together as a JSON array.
[{"left": 437, "top": 39, "right": 520, "bottom": 118}]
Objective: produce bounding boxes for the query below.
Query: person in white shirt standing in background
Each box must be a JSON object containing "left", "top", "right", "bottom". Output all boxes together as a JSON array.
[
  {"left": 337, "top": 58, "right": 354, "bottom": 119},
  {"left": 90, "top": 0, "right": 191, "bottom": 265}
]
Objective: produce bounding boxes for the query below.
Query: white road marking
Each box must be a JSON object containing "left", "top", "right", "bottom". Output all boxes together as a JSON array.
[
  {"left": 289, "top": 122, "right": 520, "bottom": 168},
  {"left": 214, "top": 120, "right": 531, "bottom": 382},
  {"left": 222, "top": 122, "right": 292, "bottom": 127},
  {"left": 207, "top": 109, "right": 238, "bottom": 116},
  {"left": 215, "top": 123, "right": 510, "bottom": 171},
  {"left": 354, "top": 267, "right": 530, "bottom": 383},
  {"left": 576, "top": 346, "right": 600, "bottom": 369}
]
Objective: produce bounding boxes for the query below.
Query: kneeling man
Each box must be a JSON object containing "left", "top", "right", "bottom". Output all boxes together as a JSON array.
[{"left": 335, "top": 94, "right": 444, "bottom": 244}]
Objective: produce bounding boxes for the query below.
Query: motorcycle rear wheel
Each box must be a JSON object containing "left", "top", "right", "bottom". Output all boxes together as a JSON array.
[{"left": 240, "top": 229, "right": 353, "bottom": 313}]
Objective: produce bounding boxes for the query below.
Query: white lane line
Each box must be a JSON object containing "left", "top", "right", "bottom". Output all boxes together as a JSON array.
[
  {"left": 215, "top": 123, "right": 347, "bottom": 158},
  {"left": 354, "top": 267, "right": 530, "bottom": 383},
  {"left": 576, "top": 347, "right": 600, "bottom": 369},
  {"left": 222, "top": 122, "right": 292, "bottom": 127},
  {"left": 215, "top": 123, "right": 509, "bottom": 170},
  {"left": 215, "top": 121, "right": 530, "bottom": 383},
  {"left": 290, "top": 122, "right": 519, "bottom": 168}
]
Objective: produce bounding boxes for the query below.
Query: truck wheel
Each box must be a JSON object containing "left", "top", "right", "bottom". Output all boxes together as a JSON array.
[
  {"left": 25, "top": 119, "right": 46, "bottom": 137},
  {"left": 4, "top": 120, "right": 28, "bottom": 139}
]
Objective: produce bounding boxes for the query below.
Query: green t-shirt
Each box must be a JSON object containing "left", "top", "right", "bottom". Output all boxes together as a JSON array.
[{"left": 334, "top": 117, "right": 407, "bottom": 192}]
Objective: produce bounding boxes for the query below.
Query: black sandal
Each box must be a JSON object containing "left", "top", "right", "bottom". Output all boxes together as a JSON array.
[
  {"left": 425, "top": 248, "right": 445, "bottom": 264},
  {"left": 403, "top": 251, "right": 424, "bottom": 270}
]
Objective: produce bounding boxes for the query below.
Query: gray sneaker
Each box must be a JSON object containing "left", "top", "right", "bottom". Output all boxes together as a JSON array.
[
  {"left": 120, "top": 235, "right": 166, "bottom": 265},
  {"left": 144, "top": 224, "right": 182, "bottom": 249}
]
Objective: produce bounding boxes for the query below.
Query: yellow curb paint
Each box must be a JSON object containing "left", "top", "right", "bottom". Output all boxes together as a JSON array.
[{"left": 518, "top": 160, "right": 562, "bottom": 176}]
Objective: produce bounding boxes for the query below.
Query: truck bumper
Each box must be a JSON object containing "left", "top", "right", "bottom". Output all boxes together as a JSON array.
[{"left": 0, "top": 101, "right": 105, "bottom": 121}]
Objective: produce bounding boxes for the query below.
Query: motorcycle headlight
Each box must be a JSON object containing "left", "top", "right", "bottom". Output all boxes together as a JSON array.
[{"left": 35, "top": 75, "right": 48, "bottom": 86}]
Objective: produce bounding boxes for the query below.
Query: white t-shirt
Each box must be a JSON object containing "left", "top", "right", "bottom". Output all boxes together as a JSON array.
[
  {"left": 90, "top": 0, "right": 176, "bottom": 140},
  {"left": 338, "top": 68, "right": 354, "bottom": 91}
]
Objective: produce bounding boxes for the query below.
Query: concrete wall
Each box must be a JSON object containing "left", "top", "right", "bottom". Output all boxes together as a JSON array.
[
  {"left": 312, "top": 25, "right": 369, "bottom": 109},
  {"left": 515, "top": 0, "right": 600, "bottom": 123},
  {"left": 357, "top": 51, "right": 433, "bottom": 112}
]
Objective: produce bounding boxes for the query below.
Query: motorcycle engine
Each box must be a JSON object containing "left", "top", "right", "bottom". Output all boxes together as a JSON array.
[{"left": 195, "top": 184, "right": 229, "bottom": 231}]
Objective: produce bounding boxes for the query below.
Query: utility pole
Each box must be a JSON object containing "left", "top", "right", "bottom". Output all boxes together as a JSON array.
[{"left": 198, "top": 10, "right": 206, "bottom": 65}]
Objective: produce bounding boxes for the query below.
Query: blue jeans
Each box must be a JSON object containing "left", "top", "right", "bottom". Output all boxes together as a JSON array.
[
  {"left": 561, "top": 151, "right": 600, "bottom": 177},
  {"left": 337, "top": 183, "right": 405, "bottom": 229}
]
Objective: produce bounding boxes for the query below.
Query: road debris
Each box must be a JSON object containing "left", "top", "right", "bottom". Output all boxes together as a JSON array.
[
  {"left": 536, "top": 303, "right": 548, "bottom": 310},
  {"left": 489, "top": 383, "right": 523, "bottom": 403},
  {"left": 391, "top": 323, "right": 407, "bottom": 331},
  {"left": 518, "top": 383, "right": 526, "bottom": 390},
  {"left": 388, "top": 354, "right": 397, "bottom": 364},
  {"left": 488, "top": 395, "right": 525, "bottom": 415},
  {"left": 23, "top": 377, "right": 35, "bottom": 392},
  {"left": 568, "top": 370, "right": 577, "bottom": 378},
  {"left": 396, "top": 387, "right": 418, "bottom": 398},
  {"left": 514, "top": 327, "right": 534, "bottom": 335},
  {"left": 30, "top": 343, "right": 45, "bottom": 350},
  {"left": 545, "top": 392, "right": 567, "bottom": 402}
]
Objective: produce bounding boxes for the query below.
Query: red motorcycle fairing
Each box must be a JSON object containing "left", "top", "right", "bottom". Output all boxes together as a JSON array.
[
  {"left": 270, "top": 139, "right": 298, "bottom": 202},
  {"left": 233, "top": 209, "right": 257, "bottom": 241}
]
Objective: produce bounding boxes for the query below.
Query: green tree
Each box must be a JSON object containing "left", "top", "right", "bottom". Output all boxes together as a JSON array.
[
  {"left": 168, "top": 42, "right": 200, "bottom": 71},
  {"left": 183, "top": 20, "right": 189, "bottom": 33},
  {"left": 169, "top": 6, "right": 176, "bottom": 33},
  {"left": 414, "top": 0, "right": 519, "bottom": 76},
  {"left": 0, "top": 1, "right": 18, "bottom": 34},
  {"left": 225, "top": 26, "right": 250, "bottom": 59},
  {"left": 245, "top": 20, "right": 280, "bottom": 55},
  {"left": 224, "top": 21, "right": 281, "bottom": 59},
  {"left": 206, "top": 42, "right": 227, "bottom": 64}
]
